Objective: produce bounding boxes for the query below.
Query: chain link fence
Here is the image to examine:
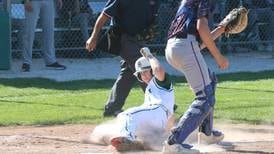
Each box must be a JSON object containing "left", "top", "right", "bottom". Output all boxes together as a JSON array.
[
  {"left": 1, "top": 0, "right": 274, "bottom": 102},
  {"left": 9, "top": 0, "right": 274, "bottom": 61},
  {"left": 213, "top": 0, "right": 274, "bottom": 53}
]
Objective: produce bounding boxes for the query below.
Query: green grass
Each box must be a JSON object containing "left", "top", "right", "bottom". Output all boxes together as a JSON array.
[{"left": 0, "top": 70, "right": 274, "bottom": 126}]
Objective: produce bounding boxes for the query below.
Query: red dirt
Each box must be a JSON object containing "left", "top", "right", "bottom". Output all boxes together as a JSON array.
[{"left": 0, "top": 123, "right": 273, "bottom": 154}]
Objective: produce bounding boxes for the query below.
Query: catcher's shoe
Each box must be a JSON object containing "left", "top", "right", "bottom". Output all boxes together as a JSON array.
[
  {"left": 110, "top": 137, "right": 145, "bottom": 151},
  {"left": 198, "top": 130, "right": 224, "bottom": 144},
  {"left": 162, "top": 142, "right": 200, "bottom": 154}
]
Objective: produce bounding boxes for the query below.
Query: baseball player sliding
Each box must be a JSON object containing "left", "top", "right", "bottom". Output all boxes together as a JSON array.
[{"left": 108, "top": 47, "right": 175, "bottom": 151}]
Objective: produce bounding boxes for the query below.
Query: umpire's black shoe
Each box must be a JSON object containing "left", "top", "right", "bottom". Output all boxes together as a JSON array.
[
  {"left": 22, "top": 63, "right": 30, "bottom": 72},
  {"left": 103, "top": 109, "right": 123, "bottom": 117},
  {"left": 46, "top": 62, "right": 66, "bottom": 70}
]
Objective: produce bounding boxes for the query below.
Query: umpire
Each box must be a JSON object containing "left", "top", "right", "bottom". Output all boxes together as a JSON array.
[{"left": 86, "top": 0, "right": 160, "bottom": 117}]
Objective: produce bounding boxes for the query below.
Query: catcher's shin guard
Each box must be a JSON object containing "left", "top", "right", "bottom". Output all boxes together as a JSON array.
[
  {"left": 167, "top": 84, "right": 215, "bottom": 145},
  {"left": 199, "top": 109, "right": 214, "bottom": 136},
  {"left": 199, "top": 69, "right": 217, "bottom": 136},
  {"left": 209, "top": 69, "right": 217, "bottom": 95}
]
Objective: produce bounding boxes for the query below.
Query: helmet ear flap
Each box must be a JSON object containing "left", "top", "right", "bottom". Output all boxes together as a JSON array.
[
  {"left": 136, "top": 73, "right": 144, "bottom": 82},
  {"left": 135, "top": 69, "right": 153, "bottom": 83}
]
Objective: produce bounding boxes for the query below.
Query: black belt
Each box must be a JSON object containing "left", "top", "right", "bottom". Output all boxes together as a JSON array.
[
  {"left": 174, "top": 33, "right": 201, "bottom": 44},
  {"left": 175, "top": 33, "right": 188, "bottom": 39}
]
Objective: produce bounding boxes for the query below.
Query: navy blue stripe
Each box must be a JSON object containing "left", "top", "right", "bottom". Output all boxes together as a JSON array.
[
  {"left": 142, "top": 66, "right": 151, "bottom": 70},
  {"left": 129, "top": 105, "right": 161, "bottom": 115},
  {"left": 190, "top": 41, "right": 206, "bottom": 87},
  {"left": 125, "top": 118, "right": 134, "bottom": 139}
]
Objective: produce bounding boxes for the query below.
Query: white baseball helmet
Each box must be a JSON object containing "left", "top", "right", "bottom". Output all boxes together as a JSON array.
[{"left": 134, "top": 57, "right": 152, "bottom": 81}]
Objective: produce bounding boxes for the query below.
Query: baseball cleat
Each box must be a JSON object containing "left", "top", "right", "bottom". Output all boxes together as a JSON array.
[
  {"left": 110, "top": 137, "right": 145, "bottom": 151},
  {"left": 162, "top": 141, "right": 200, "bottom": 154},
  {"left": 198, "top": 130, "right": 224, "bottom": 144}
]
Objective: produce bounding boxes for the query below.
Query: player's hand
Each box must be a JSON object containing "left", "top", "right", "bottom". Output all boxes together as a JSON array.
[
  {"left": 86, "top": 36, "right": 97, "bottom": 52},
  {"left": 24, "top": 1, "right": 33, "bottom": 12},
  {"left": 216, "top": 55, "right": 229, "bottom": 70},
  {"left": 140, "top": 47, "right": 153, "bottom": 59}
]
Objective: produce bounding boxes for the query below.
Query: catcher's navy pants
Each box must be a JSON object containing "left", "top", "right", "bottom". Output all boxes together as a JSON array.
[{"left": 104, "top": 34, "right": 146, "bottom": 115}]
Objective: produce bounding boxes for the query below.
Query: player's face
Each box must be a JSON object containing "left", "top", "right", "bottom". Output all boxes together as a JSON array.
[{"left": 140, "top": 70, "right": 152, "bottom": 84}]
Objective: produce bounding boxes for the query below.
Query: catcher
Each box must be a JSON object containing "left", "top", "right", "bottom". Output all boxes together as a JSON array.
[
  {"left": 100, "top": 47, "right": 175, "bottom": 151},
  {"left": 163, "top": 0, "right": 248, "bottom": 153}
]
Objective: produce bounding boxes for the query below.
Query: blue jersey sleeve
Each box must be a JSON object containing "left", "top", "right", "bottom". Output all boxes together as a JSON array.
[{"left": 197, "top": 0, "right": 210, "bottom": 18}]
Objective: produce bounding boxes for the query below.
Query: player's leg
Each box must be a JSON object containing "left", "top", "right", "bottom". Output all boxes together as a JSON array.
[
  {"left": 116, "top": 105, "right": 167, "bottom": 139},
  {"left": 40, "top": 0, "right": 57, "bottom": 65},
  {"left": 198, "top": 69, "right": 224, "bottom": 144},
  {"left": 119, "top": 34, "right": 147, "bottom": 92},
  {"left": 112, "top": 105, "right": 166, "bottom": 151},
  {"left": 79, "top": 13, "right": 90, "bottom": 41},
  {"left": 103, "top": 60, "right": 136, "bottom": 116},
  {"left": 164, "top": 36, "right": 213, "bottom": 153},
  {"left": 22, "top": 1, "right": 41, "bottom": 68},
  {"left": 111, "top": 107, "right": 144, "bottom": 151},
  {"left": 166, "top": 37, "right": 211, "bottom": 93},
  {"left": 103, "top": 34, "right": 146, "bottom": 117},
  {"left": 199, "top": 69, "right": 216, "bottom": 136}
]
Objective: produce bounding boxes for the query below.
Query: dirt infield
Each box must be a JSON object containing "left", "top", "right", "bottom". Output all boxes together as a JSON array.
[{"left": 0, "top": 123, "right": 274, "bottom": 154}]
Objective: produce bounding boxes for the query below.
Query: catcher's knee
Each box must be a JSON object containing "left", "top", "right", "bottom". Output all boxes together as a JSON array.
[
  {"left": 180, "top": 84, "right": 215, "bottom": 124},
  {"left": 167, "top": 84, "right": 216, "bottom": 144},
  {"left": 195, "top": 84, "right": 215, "bottom": 106},
  {"left": 169, "top": 92, "right": 214, "bottom": 144},
  {"left": 185, "top": 84, "right": 215, "bottom": 120}
]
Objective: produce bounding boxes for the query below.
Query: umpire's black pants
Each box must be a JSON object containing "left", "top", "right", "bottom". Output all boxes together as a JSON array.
[{"left": 104, "top": 34, "right": 146, "bottom": 115}]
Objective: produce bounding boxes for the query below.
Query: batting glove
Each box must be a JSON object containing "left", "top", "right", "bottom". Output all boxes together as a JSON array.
[{"left": 140, "top": 47, "right": 153, "bottom": 59}]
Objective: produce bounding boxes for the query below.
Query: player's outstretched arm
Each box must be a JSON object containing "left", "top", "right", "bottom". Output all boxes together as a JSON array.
[
  {"left": 86, "top": 13, "right": 109, "bottom": 52},
  {"left": 197, "top": 17, "right": 229, "bottom": 70},
  {"left": 200, "top": 26, "right": 225, "bottom": 50},
  {"left": 140, "top": 47, "right": 166, "bottom": 81}
]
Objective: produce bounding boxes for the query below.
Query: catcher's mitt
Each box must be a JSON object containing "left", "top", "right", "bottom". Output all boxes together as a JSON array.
[{"left": 219, "top": 7, "right": 248, "bottom": 37}]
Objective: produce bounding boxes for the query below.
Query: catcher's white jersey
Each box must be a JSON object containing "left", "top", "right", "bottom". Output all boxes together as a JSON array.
[{"left": 116, "top": 76, "right": 175, "bottom": 141}]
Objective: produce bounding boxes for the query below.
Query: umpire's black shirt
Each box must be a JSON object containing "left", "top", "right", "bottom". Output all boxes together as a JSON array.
[{"left": 103, "top": 0, "right": 160, "bottom": 36}]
